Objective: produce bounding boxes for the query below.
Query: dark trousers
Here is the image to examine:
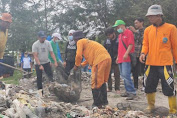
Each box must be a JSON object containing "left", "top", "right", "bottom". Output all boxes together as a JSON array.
[
  {"left": 108, "top": 63, "right": 120, "bottom": 90},
  {"left": 0, "top": 59, "right": 3, "bottom": 77},
  {"left": 65, "top": 61, "right": 75, "bottom": 75},
  {"left": 144, "top": 65, "right": 175, "bottom": 96},
  {"left": 92, "top": 83, "right": 108, "bottom": 107},
  {"left": 35, "top": 62, "right": 53, "bottom": 90},
  {"left": 23, "top": 68, "right": 31, "bottom": 78},
  {"left": 132, "top": 57, "right": 145, "bottom": 89}
]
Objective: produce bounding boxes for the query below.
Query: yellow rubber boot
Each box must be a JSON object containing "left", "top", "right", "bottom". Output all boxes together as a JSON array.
[
  {"left": 168, "top": 96, "right": 177, "bottom": 114},
  {"left": 144, "top": 93, "right": 155, "bottom": 114}
]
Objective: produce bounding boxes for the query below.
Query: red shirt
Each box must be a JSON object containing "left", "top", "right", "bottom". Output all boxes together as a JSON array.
[{"left": 117, "top": 29, "right": 135, "bottom": 63}]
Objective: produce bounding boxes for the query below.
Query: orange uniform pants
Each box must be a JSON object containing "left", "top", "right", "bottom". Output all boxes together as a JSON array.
[{"left": 91, "top": 58, "right": 111, "bottom": 89}]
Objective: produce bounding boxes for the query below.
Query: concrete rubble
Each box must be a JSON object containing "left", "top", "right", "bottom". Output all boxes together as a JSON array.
[
  {"left": 0, "top": 80, "right": 88, "bottom": 118},
  {"left": 0, "top": 64, "right": 175, "bottom": 117}
]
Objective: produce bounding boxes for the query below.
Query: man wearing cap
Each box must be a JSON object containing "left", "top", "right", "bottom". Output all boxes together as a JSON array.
[
  {"left": 32, "top": 31, "right": 58, "bottom": 92},
  {"left": 0, "top": 13, "right": 12, "bottom": 79},
  {"left": 73, "top": 31, "right": 111, "bottom": 108},
  {"left": 48, "top": 33, "right": 62, "bottom": 64},
  {"left": 113, "top": 20, "right": 136, "bottom": 100},
  {"left": 63, "top": 30, "right": 76, "bottom": 75},
  {"left": 139, "top": 4, "right": 177, "bottom": 115}
]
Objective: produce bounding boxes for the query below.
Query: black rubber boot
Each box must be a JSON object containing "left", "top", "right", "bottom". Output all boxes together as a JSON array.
[
  {"left": 101, "top": 83, "right": 108, "bottom": 105},
  {"left": 92, "top": 88, "right": 102, "bottom": 107}
]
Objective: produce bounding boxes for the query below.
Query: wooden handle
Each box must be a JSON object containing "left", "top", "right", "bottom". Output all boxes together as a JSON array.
[{"left": 0, "top": 62, "right": 27, "bottom": 73}]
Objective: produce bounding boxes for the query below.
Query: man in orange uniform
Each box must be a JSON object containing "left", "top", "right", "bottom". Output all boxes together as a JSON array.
[
  {"left": 139, "top": 4, "right": 177, "bottom": 115},
  {"left": 73, "top": 31, "right": 111, "bottom": 108},
  {"left": 0, "top": 13, "right": 12, "bottom": 79}
]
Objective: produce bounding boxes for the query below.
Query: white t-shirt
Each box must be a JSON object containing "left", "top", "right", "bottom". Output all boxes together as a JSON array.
[
  {"left": 21, "top": 57, "right": 31, "bottom": 69},
  {"left": 32, "top": 40, "right": 53, "bottom": 65}
]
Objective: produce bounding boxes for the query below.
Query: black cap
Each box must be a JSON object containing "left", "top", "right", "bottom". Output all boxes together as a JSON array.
[{"left": 73, "top": 31, "right": 85, "bottom": 40}]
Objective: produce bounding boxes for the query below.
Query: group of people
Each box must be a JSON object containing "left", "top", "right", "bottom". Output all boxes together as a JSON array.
[
  {"left": 106, "top": 4, "right": 177, "bottom": 115},
  {"left": 0, "top": 4, "right": 177, "bottom": 116},
  {"left": 32, "top": 30, "right": 78, "bottom": 92},
  {"left": 104, "top": 4, "right": 177, "bottom": 116}
]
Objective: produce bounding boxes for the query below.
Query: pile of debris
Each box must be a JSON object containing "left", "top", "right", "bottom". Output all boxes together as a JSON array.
[
  {"left": 0, "top": 81, "right": 88, "bottom": 118},
  {"left": 0, "top": 62, "right": 85, "bottom": 117},
  {"left": 49, "top": 62, "right": 82, "bottom": 103},
  {"left": 0, "top": 62, "right": 174, "bottom": 117},
  {"left": 0, "top": 77, "right": 171, "bottom": 117},
  {"left": 91, "top": 106, "right": 148, "bottom": 118}
]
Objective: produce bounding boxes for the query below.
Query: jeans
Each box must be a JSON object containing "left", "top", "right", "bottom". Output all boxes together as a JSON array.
[
  {"left": 119, "top": 62, "right": 136, "bottom": 94},
  {"left": 82, "top": 65, "right": 88, "bottom": 72}
]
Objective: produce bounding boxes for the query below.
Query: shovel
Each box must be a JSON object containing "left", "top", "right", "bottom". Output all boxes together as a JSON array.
[{"left": 0, "top": 62, "right": 32, "bottom": 77}]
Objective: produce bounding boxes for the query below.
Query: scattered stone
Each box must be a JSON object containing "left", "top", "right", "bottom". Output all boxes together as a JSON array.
[
  {"left": 117, "top": 102, "right": 131, "bottom": 110},
  {"left": 153, "top": 106, "right": 169, "bottom": 117},
  {"left": 124, "top": 111, "right": 148, "bottom": 118},
  {"left": 0, "top": 81, "right": 5, "bottom": 89}
]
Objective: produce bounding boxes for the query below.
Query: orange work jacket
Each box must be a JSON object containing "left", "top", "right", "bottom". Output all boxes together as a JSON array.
[
  {"left": 75, "top": 39, "right": 111, "bottom": 67},
  {"left": 141, "top": 23, "right": 177, "bottom": 66},
  {"left": 0, "top": 29, "right": 8, "bottom": 59}
]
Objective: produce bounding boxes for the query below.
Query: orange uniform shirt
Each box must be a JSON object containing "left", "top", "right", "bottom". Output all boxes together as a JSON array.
[
  {"left": 75, "top": 39, "right": 111, "bottom": 67},
  {"left": 0, "top": 29, "right": 8, "bottom": 59},
  {"left": 141, "top": 23, "right": 177, "bottom": 66}
]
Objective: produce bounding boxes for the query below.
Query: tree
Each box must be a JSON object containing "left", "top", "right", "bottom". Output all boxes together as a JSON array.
[
  {"left": 0, "top": 0, "right": 10, "bottom": 12},
  {"left": 7, "top": 0, "right": 39, "bottom": 52},
  {"left": 1, "top": 0, "right": 176, "bottom": 52}
]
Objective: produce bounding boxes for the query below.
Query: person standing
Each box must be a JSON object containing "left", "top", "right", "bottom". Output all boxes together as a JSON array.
[
  {"left": 48, "top": 33, "right": 62, "bottom": 64},
  {"left": 63, "top": 30, "right": 76, "bottom": 75},
  {"left": 73, "top": 31, "right": 111, "bottom": 108},
  {"left": 104, "top": 27, "right": 120, "bottom": 93},
  {"left": 129, "top": 18, "right": 145, "bottom": 89},
  {"left": 0, "top": 13, "right": 12, "bottom": 79},
  {"left": 139, "top": 4, "right": 177, "bottom": 115},
  {"left": 21, "top": 52, "right": 32, "bottom": 78},
  {"left": 32, "top": 31, "right": 58, "bottom": 92},
  {"left": 112, "top": 20, "right": 136, "bottom": 100}
]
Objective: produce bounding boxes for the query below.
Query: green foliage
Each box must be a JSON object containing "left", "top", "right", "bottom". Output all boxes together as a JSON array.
[
  {"left": 58, "top": 41, "right": 67, "bottom": 53},
  {"left": 1, "top": 70, "right": 22, "bottom": 85},
  {"left": 95, "top": 34, "right": 106, "bottom": 45},
  {"left": 0, "top": 0, "right": 177, "bottom": 52},
  {"left": 1, "top": 70, "right": 36, "bottom": 85}
]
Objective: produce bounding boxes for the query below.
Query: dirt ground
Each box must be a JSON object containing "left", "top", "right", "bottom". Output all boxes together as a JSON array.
[
  {"left": 77, "top": 73, "right": 171, "bottom": 111},
  {"left": 19, "top": 72, "right": 177, "bottom": 117}
]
